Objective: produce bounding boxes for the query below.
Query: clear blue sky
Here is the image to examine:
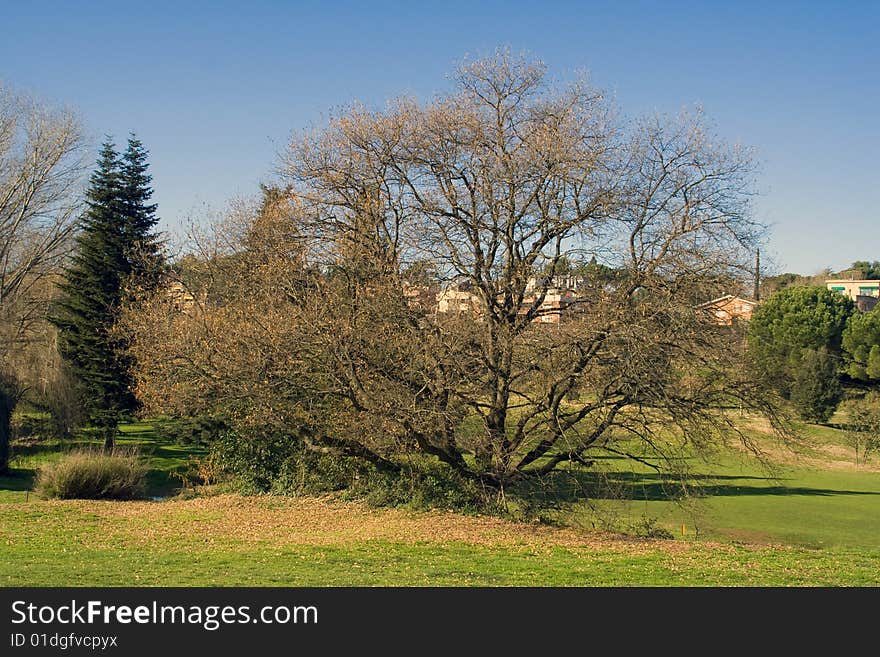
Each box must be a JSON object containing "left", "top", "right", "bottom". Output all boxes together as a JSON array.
[{"left": 2, "top": 0, "right": 877, "bottom": 275}]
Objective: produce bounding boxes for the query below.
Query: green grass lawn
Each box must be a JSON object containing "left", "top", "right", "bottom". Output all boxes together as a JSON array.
[
  {"left": 570, "top": 453, "right": 880, "bottom": 550},
  {"left": 1, "top": 417, "right": 879, "bottom": 585},
  {"left": 1, "top": 529, "right": 878, "bottom": 586}
]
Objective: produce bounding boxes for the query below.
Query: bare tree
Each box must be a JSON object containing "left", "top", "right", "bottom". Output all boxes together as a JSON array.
[
  {"left": 0, "top": 83, "right": 85, "bottom": 472},
  {"left": 126, "top": 52, "right": 784, "bottom": 497},
  {"left": 843, "top": 393, "right": 880, "bottom": 466}
]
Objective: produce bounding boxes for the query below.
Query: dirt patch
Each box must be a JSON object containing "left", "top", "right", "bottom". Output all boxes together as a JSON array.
[
  {"left": 42, "top": 494, "right": 735, "bottom": 555},
  {"left": 715, "top": 528, "right": 781, "bottom": 546}
]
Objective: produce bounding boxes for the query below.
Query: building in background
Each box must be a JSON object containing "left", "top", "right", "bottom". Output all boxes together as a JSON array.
[
  {"left": 697, "top": 294, "right": 758, "bottom": 325},
  {"left": 436, "top": 282, "right": 482, "bottom": 316},
  {"left": 435, "top": 277, "right": 580, "bottom": 324},
  {"left": 826, "top": 279, "right": 879, "bottom": 312}
]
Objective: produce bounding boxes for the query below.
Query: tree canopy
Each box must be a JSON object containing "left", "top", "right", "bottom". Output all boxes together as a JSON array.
[
  {"left": 842, "top": 306, "right": 880, "bottom": 382},
  {"left": 790, "top": 348, "right": 843, "bottom": 423},
  {"left": 747, "top": 285, "right": 853, "bottom": 399}
]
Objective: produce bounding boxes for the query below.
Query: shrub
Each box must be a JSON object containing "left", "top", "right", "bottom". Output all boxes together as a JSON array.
[
  {"left": 206, "top": 429, "right": 300, "bottom": 493},
  {"left": 34, "top": 449, "right": 147, "bottom": 500},
  {"left": 207, "top": 428, "right": 500, "bottom": 513},
  {"left": 623, "top": 516, "right": 676, "bottom": 540},
  {"left": 272, "top": 447, "right": 364, "bottom": 495},
  {"left": 273, "top": 448, "right": 500, "bottom": 514},
  {"left": 346, "top": 465, "right": 500, "bottom": 514}
]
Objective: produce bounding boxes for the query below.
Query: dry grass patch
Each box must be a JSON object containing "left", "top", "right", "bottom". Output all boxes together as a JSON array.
[{"left": 738, "top": 416, "right": 880, "bottom": 472}]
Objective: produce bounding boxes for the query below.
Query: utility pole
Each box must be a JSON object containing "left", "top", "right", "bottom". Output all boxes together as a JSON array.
[{"left": 753, "top": 249, "right": 761, "bottom": 301}]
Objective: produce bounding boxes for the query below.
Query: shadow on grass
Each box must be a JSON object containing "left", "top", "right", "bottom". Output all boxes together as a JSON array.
[
  {"left": 144, "top": 470, "right": 185, "bottom": 498},
  {"left": 0, "top": 468, "right": 36, "bottom": 492},
  {"left": 514, "top": 469, "right": 880, "bottom": 503},
  {"left": 8, "top": 440, "right": 94, "bottom": 459}
]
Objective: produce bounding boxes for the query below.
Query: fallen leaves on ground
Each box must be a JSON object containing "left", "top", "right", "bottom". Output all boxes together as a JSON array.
[{"left": 30, "top": 494, "right": 732, "bottom": 555}]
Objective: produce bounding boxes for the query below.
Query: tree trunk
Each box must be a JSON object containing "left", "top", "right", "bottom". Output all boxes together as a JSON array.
[
  {"left": 101, "top": 424, "right": 117, "bottom": 453},
  {"left": 485, "top": 405, "right": 508, "bottom": 472},
  {"left": 0, "top": 407, "right": 10, "bottom": 475},
  {"left": 0, "top": 388, "right": 14, "bottom": 475}
]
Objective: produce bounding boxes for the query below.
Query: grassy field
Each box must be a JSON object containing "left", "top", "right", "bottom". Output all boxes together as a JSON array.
[
  {"left": 569, "top": 455, "right": 880, "bottom": 550},
  {"left": 1, "top": 417, "right": 879, "bottom": 586},
  {"left": 2, "top": 495, "right": 879, "bottom": 586}
]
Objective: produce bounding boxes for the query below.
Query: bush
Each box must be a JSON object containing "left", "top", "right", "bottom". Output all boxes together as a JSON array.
[
  {"left": 272, "top": 447, "right": 364, "bottom": 495},
  {"left": 207, "top": 429, "right": 500, "bottom": 513},
  {"left": 34, "top": 449, "right": 147, "bottom": 500},
  {"left": 278, "top": 448, "right": 500, "bottom": 513},
  {"left": 622, "top": 516, "right": 676, "bottom": 540},
  {"left": 346, "top": 465, "right": 499, "bottom": 514},
  {"left": 206, "top": 429, "right": 300, "bottom": 492}
]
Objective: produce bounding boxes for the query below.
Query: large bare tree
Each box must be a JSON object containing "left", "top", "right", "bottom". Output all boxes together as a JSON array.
[
  {"left": 126, "top": 52, "right": 782, "bottom": 495},
  {"left": 0, "top": 83, "right": 85, "bottom": 472}
]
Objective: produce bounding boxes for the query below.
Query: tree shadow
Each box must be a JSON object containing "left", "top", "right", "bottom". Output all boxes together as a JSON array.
[
  {"left": 9, "top": 440, "right": 94, "bottom": 459},
  {"left": 0, "top": 468, "right": 36, "bottom": 492},
  {"left": 516, "top": 469, "right": 880, "bottom": 503}
]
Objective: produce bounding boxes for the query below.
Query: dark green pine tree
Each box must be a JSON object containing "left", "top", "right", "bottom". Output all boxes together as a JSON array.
[
  {"left": 120, "top": 134, "right": 165, "bottom": 285},
  {"left": 52, "top": 136, "right": 164, "bottom": 450}
]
